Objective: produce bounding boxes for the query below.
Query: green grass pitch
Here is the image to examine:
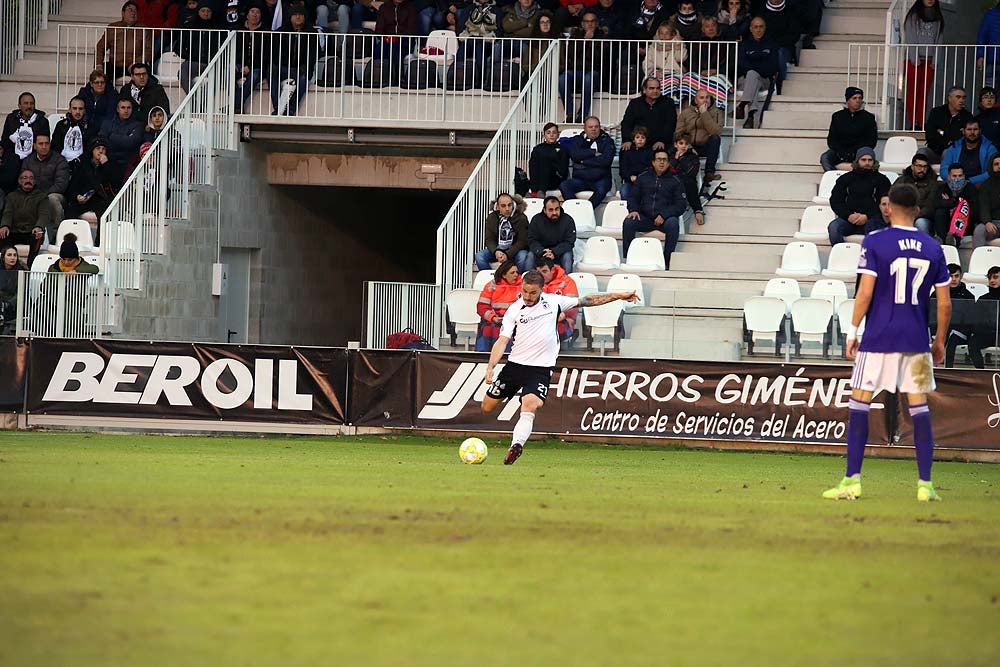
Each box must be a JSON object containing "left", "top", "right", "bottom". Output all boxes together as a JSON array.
[{"left": 1, "top": 432, "right": 999, "bottom": 666}]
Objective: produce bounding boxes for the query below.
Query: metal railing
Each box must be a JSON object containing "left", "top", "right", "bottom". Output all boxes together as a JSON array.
[
  {"left": 0, "top": 0, "right": 57, "bottom": 75},
  {"left": 15, "top": 269, "right": 110, "bottom": 339},
  {"left": 884, "top": 0, "right": 905, "bottom": 45},
  {"left": 364, "top": 281, "right": 441, "bottom": 349},
  {"left": 848, "top": 43, "right": 995, "bottom": 132}
]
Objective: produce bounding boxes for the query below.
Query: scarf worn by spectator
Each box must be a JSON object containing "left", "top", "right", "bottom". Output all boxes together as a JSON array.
[
  {"left": 514, "top": 2, "right": 538, "bottom": 21},
  {"left": 8, "top": 113, "right": 38, "bottom": 159},
  {"left": 496, "top": 214, "right": 514, "bottom": 251},
  {"left": 675, "top": 7, "right": 697, "bottom": 27},
  {"left": 765, "top": 0, "right": 785, "bottom": 11}
]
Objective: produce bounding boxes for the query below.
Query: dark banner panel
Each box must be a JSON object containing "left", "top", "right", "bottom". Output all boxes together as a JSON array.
[
  {"left": 359, "top": 351, "right": 1000, "bottom": 449},
  {"left": 27, "top": 339, "right": 347, "bottom": 424},
  {"left": 349, "top": 349, "right": 415, "bottom": 428},
  {"left": 0, "top": 337, "right": 28, "bottom": 411}
]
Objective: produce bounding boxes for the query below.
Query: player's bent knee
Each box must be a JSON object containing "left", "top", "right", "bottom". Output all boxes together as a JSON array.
[
  {"left": 481, "top": 396, "right": 500, "bottom": 413},
  {"left": 521, "top": 394, "right": 544, "bottom": 412}
]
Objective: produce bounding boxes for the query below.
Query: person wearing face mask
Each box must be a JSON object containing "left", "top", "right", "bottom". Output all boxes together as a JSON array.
[
  {"left": 940, "top": 118, "right": 997, "bottom": 186},
  {"left": 528, "top": 122, "right": 569, "bottom": 197},
  {"left": 975, "top": 153, "right": 1000, "bottom": 247},
  {"left": 932, "top": 163, "right": 980, "bottom": 245}
]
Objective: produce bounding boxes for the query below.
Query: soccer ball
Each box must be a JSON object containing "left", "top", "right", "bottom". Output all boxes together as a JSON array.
[{"left": 459, "top": 437, "right": 488, "bottom": 464}]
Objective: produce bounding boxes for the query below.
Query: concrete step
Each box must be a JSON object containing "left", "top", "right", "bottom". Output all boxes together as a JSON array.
[
  {"left": 0, "top": 82, "right": 58, "bottom": 110},
  {"left": 822, "top": 12, "right": 890, "bottom": 35},
  {"left": 627, "top": 314, "right": 744, "bottom": 340},
  {"left": 727, "top": 137, "right": 829, "bottom": 166},
  {"left": 761, "top": 109, "right": 841, "bottom": 131},
  {"left": 682, "top": 232, "right": 795, "bottom": 247},
  {"left": 708, "top": 171, "right": 821, "bottom": 202},
  {"left": 649, "top": 289, "right": 759, "bottom": 310},
  {"left": 669, "top": 250, "right": 781, "bottom": 274},
  {"left": 706, "top": 199, "right": 808, "bottom": 212},
  {"left": 677, "top": 238, "right": 789, "bottom": 255},
  {"left": 11, "top": 53, "right": 58, "bottom": 78},
  {"left": 687, "top": 217, "right": 801, "bottom": 237},
  {"left": 780, "top": 77, "right": 885, "bottom": 98},
  {"left": 718, "top": 162, "right": 822, "bottom": 175},
  {"left": 796, "top": 49, "right": 853, "bottom": 69}
]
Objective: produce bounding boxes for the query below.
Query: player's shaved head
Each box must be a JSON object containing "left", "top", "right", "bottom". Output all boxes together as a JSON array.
[{"left": 888, "top": 183, "right": 918, "bottom": 209}]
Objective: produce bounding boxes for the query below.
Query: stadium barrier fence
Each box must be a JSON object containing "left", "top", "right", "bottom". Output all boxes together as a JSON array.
[
  {"left": 848, "top": 42, "right": 997, "bottom": 133},
  {"left": 14, "top": 271, "right": 111, "bottom": 339},
  {"left": 0, "top": 0, "right": 61, "bottom": 76}
]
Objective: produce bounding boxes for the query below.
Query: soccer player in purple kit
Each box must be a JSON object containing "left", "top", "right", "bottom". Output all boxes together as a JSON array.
[{"left": 823, "top": 183, "right": 952, "bottom": 501}]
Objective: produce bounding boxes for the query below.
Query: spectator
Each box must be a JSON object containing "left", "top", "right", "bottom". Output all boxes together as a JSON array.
[
  {"left": 624, "top": 148, "right": 687, "bottom": 270},
  {"left": 417, "top": 0, "right": 457, "bottom": 34},
  {"left": 99, "top": 98, "right": 144, "bottom": 174},
  {"left": 977, "top": 1, "right": 1000, "bottom": 88},
  {"left": 827, "top": 147, "right": 892, "bottom": 245},
  {"left": 528, "top": 122, "right": 570, "bottom": 197},
  {"left": 21, "top": 133, "right": 70, "bottom": 237},
  {"left": 895, "top": 152, "right": 937, "bottom": 234},
  {"left": 502, "top": 0, "right": 541, "bottom": 60},
  {"left": 760, "top": 0, "right": 801, "bottom": 88},
  {"left": 179, "top": 4, "right": 226, "bottom": 93},
  {"left": 78, "top": 70, "right": 119, "bottom": 134},
  {"left": 459, "top": 0, "right": 498, "bottom": 43},
  {"left": 628, "top": 0, "right": 672, "bottom": 40},
  {"left": 620, "top": 76, "right": 676, "bottom": 151},
  {"left": 923, "top": 86, "right": 974, "bottom": 162},
  {"left": 902, "top": 0, "right": 944, "bottom": 131},
  {"left": 560, "top": 116, "right": 615, "bottom": 208},
  {"left": 537, "top": 256, "right": 580, "bottom": 342},
  {"left": 735, "top": 17, "right": 779, "bottom": 130},
  {"left": 317, "top": 0, "right": 353, "bottom": 32},
  {"left": 694, "top": 17, "right": 729, "bottom": 78},
  {"left": 66, "top": 138, "right": 122, "bottom": 242},
  {"left": 269, "top": 5, "right": 319, "bottom": 116},
  {"left": 975, "top": 153, "right": 1000, "bottom": 247},
  {"left": 868, "top": 192, "right": 892, "bottom": 234},
  {"left": 351, "top": 0, "right": 382, "bottom": 30},
  {"left": 676, "top": 88, "right": 723, "bottom": 182},
  {"left": 820, "top": 86, "right": 878, "bottom": 172},
  {"left": 944, "top": 263, "right": 980, "bottom": 368},
  {"left": 559, "top": 11, "right": 604, "bottom": 124},
  {"left": 0, "top": 144, "right": 19, "bottom": 211},
  {"left": 797, "top": 0, "right": 823, "bottom": 49},
  {"left": 2, "top": 92, "right": 50, "bottom": 160},
  {"left": 475, "top": 259, "right": 522, "bottom": 352},
  {"left": 671, "top": 1, "right": 702, "bottom": 41},
  {"left": 51, "top": 97, "right": 98, "bottom": 172},
  {"left": 48, "top": 234, "right": 99, "bottom": 275},
  {"left": 235, "top": 3, "right": 268, "bottom": 115},
  {"left": 526, "top": 196, "right": 576, "bottom": 274},
  {"left": 0, "top": 171, "right": 48, "bottom": 266},
  {"left": 643, "top": 21, "right": 686, "bottom": 81},
  {"left": 593, "top": 0, "right": 627, "bottom": 39},
  {"left": 144, "top": 106, "right": 167, "bottom": 143},
  {"left": 96, "top": 1, "right": 154, "bottom": 82},
  {"left": 933, "top": 163, "right": 979, "bottom": 245},
  {"left": 120, "top": 62, "right": 171, "bottom": 122},
  {"left": 717, "top": 0, "right": 749, "bottom": 41},
  {"left": 135, "top": 0, "right": 180, "bottom": 28},
  {"left": 977, "top": 87, "right": 1000, "bottom": 148},
  {"left": 520, "top": 11, "right": 556, "bottom": 77},
  {"left": 377, "top": 0, "right": 419, "bottom": 36},
  {"left": 619, "top": 126, "right": 652, "bottom": 200},
  {"left": 0, "top": 245, "right": 27, "bottom": 329},
  {"left": 670, "top": 132, "right": 705, "bottom": 225},
  {"left": 940, "top": 118, "right": 997, "bottom": 187},
  {"left": 972, "top": 266, "right": 1000, "bottom": 366},
  {"left": 475, "top": 193, "right": 531, "bottom": 272}
]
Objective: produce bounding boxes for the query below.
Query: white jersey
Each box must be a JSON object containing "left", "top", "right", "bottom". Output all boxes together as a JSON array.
[{"left": 500, "top": 293, "right": 580, "bottom": 368}]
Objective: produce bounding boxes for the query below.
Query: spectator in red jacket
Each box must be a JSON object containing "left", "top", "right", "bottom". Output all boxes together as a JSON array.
[
  {"left": 475, "top": 259, "right": 523, "bottom": 352},
  {"left": 135, "top": 0, "right": 179, "bottom": 28},
  {"left": 538, "top": 256, "right": 580, "bottom": 342}
]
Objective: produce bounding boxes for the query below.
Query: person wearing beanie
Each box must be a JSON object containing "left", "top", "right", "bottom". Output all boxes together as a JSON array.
[
  {"left": 48, "top": 233, "right": 99, "bottom": 274},
  {"left": 269, "top": 3, "right": 318, "bottom": 116},
  {"left": 826, "top": 147, "right": 892, "bottom": 245},
  {"left": 820, "top": 87, "right": 878, "bottom": 172},
  {"left": 976, "top": 86, "right": 1000, "bottom": 148}
]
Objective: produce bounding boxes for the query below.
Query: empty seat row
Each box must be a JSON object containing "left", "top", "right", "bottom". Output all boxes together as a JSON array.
[
  {"left": 776, "top": 241, "right": 860, "bottom": 280},
  {"left": 744, "top": 295, "right": 862, "bottom": 358},
  {"left": 763, "top": 277, "right": 850, "bottom": 312}
]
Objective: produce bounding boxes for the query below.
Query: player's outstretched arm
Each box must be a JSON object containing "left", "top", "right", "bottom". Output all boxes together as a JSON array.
[
  {"left": 578, "top": 291, "right": 639, "bottom": 307},
  {"left": 484, "top": 335, "right": 510, "bottom": 385},
  {"left": 931, "top": 285, "right": 952, "bottom": 366}
]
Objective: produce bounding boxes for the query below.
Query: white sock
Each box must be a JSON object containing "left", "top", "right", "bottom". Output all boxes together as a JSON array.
[{"left": 512, "top": 412, "right": 535, "bottom": 447}]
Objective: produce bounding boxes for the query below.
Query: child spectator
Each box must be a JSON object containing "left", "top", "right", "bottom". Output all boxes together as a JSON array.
[{"left": 619, "top": 126, "right": 652, "bottom": 200}]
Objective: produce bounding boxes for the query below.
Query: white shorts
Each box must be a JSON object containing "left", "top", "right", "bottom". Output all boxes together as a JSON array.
[{"left": 851, "top": 351, "right": 936, "bottom": 394}]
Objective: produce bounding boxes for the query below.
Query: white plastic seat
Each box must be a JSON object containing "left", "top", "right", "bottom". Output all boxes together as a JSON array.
[
  {"left": 523, "top": 197, "right": 544, "bottom": 221},
  {"left": 620, "top": 237, "right": 664, "bottom": 272},
  {"left": 575, "top": 236, "right": 621, "bottom": 272},
  {"left": 47, "top": 219, "right": 96, "bottom": 254},
  {"left": 597, "top": 200, "right": 628, "bottom": 238},
  {"left": 775, "top": 241, "right": 822, "bottom": 278},
  {"left": 967, "top": 282, "right": 988, "bottom": 300},
  {"left": 559, "top": 128, "right": 581, "bottom": 141},
  {"left": 880, "top": 135, "right": 918, "bottom": 173},
  {"left": 884, "top": 171, "right": 899, "bottom": 185},
  {"left": 813, "top": 170, "right": 847, "bottom": 205},
  {"left": 561, "top": 198, "right": 597, "bottom": 233},
  {"left": 30, "top": 253, "right": 59, "bottom": 272},
  {"left": 965, "top": 247, "right": 1000, "bottom": 284},
  {"left": 472, "top": 270, "right": 494, "bottom": 291},
  {"left": 446, "top": 288, "right": 481, "bottom": 349},
  {"left": 573, "top": 190, "right": 614, "bottom": 205},
  {"left": 154, "top": 51, "right": 183, "bottom": 82},
  {"left": 810, "top": 279, "right": 849, "bottom": 308},
  {"left": 568, "top": 271, "right": 598, "bottom": 298},
  {"left": 791, "top": 297, "right": 834, "bottom": 353},
  {"left": 941, "top": 243, "right": 960, "bottom": 268},
  {"left": 822, "top": 242, "right": 862, "bottom": 280},
  {"left": 837, "top": 299, "right": 865, "bottom": 334},
  {"left": 743, "top": 296, "right": 787, "bottom": 350},
  {"left": 417, "top": 30, "right": 459, "bottom": 66},
  {"left": 763, "top": 277, "right": 801, "bottom": 313},
  {"left": 606, "top": 272, "right": 645, "bottom": 307},
  {"left": 794, "top": 205, "right": 834, "bottom": 242}
]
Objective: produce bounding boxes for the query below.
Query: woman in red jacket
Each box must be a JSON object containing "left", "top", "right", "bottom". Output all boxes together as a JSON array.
[{"left": 475, "top": 260, "right": 522, "bottom": 352}]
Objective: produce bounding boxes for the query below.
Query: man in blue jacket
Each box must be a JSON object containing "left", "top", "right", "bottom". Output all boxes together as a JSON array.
[
  {"left": 940, "top": 118, "right": 997, "bottom": 187},
  {"left": 623, "top": 148, "right": 688, "bottom": 271},
  {"left": 559, "top": 116, "right": 615, "bottom": 208},
  {"left": 977, "top": 2, "right": 1000, "bottom": 88},
  {"left": 735, "top": 16, "right": 779, "bottom": 130}
]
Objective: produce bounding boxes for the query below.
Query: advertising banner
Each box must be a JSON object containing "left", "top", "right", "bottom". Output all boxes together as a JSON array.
[
  {"left": 0, "top": 337, "right": 28, "bottom": 411},
  {"left": 363, "top": 352, "right": 1000, "bottom": 449},
  {"left": 27, "top": 339, "right": 348, "bottom": 424}
]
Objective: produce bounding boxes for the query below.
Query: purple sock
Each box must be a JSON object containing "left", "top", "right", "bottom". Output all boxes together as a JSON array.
[
  {"left": 846, "top": 398, "right": 871, "bottom": 477},
  {"left": 910, "top": 403, "right": 934, "bottom": 481}
]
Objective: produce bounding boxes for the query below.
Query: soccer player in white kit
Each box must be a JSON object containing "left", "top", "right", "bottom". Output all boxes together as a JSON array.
[{"left": 482, "top": 270, "right": 638, "bottom": 464}]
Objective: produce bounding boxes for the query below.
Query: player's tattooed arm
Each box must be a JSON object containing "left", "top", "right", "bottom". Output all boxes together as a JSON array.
[{"left": 578, "top": 291, "right": 640, "bottom": 307}]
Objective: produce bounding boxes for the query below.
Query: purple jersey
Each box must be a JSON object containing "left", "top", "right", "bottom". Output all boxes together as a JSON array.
[{"left": 857, "top": 226, "right": 950, "bottom": 353}]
